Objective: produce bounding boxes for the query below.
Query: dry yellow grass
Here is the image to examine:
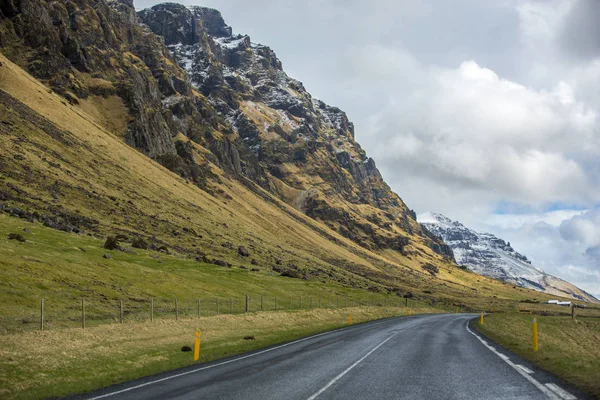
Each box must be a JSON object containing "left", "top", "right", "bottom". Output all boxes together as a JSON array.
[{"left": 477, "top": 313, "right": 600, "bottom": 398}]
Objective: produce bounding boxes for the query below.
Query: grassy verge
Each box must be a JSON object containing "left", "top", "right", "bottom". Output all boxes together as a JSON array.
[
  {"left": 0, "top": 306, "right": 440, "bottom": 399},
  {"left": 476, "top": 313, "right": 600, "bottom": 398}
]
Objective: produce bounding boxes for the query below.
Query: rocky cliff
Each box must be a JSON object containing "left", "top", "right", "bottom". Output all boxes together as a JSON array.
[
  {"left": 136, "top": 3, "right": 454, "bottom": 258},
  {"left": 0, "top": 0, "right": 452, "bottom": 266},
  {"left": 419, "top": 212, "right": 598, "bottom": 302}
]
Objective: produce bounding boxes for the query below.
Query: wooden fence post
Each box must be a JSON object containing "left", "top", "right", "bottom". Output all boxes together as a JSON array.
[
  {"left": 571, "top": 304, "right": 575, "bottom": 319},
  {"left": 260, "top": 294, "right": 263, "bottom": 311},
  {"left": 40, "top": 299, "right": 44, "bottom": 331},
  {"left": 82, "top": 298, "right": 85, "bottom": 329},
  {"left": 120, "top": 300, "right": 123, "bottom": 324},
  {"left": 245, "top": 295, "right": 249, "bottom": 313}
]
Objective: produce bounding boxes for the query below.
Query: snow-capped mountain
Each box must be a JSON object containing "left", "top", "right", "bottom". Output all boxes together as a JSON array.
[{"left": 419, "top": 212, "right": 598, "bottom": 303}]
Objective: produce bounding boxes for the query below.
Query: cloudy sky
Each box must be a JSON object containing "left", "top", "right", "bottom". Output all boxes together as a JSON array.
[{"left": 138, "top": 0, "right": 600, "bottom": 297}]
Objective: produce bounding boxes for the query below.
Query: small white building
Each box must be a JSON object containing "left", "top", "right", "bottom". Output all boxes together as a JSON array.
[
  {"left": 556, "top": 301, "right": 571, "bottom": 306},
  {"left": 547, "top": 300, "right": 559, "bottom": 304}
]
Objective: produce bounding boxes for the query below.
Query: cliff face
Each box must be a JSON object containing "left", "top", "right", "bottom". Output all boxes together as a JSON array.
[
  {"left": 137, "top": 3, "right": 453, "bottom": 259},
  {"left": 0, "top": 0, "right": 183, "bottom": 157},
  {"left": 0, "top": 0, "right": 452, "bottom": 262}
]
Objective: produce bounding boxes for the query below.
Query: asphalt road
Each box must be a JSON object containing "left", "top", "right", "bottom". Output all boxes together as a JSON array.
[{"left": 80, "top": 314, "right": 584, "bottom": 400}]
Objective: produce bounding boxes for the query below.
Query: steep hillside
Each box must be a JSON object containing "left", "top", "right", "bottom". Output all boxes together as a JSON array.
[
  {"left": 0, "top": 0, "right": 573, "bottom": 317},
  {"left": 0, "top": 0, "right": 451, "bottom": 260},
  {"left": 419, "top": 212, "right": 598, "bottom": 303}
]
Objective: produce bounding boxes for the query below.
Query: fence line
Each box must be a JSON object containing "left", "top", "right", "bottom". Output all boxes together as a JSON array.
[{"left": 1, "top": 294, "right": 443, "bottom": 334}]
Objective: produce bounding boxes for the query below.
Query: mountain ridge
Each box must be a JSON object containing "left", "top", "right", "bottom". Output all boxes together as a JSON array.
[{"left": 419, "top": 212, "right": 598, "bottom": 303}]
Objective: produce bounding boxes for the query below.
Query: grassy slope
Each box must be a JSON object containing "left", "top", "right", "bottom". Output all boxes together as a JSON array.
[
  {"left": 0, "top": 213, "right": 431, "bottom": 332},
  {"left": 0, "top": 308, "right": 440, "bottom": 400},
  {"left": 0, "top": 51, "right": 580, "bottom": 324},
  {"left": 476, "top": 313, "right": 600, "bottom": 398}
]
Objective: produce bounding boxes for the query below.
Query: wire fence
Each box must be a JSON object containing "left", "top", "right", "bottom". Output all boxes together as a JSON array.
[{"left": 1, "top": 294, "right": 434, "bottom": 334}]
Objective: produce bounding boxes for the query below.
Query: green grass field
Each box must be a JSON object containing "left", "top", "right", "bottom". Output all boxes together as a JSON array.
[{"left": 476, "top": 313, "right": 600, "bottom": 398}]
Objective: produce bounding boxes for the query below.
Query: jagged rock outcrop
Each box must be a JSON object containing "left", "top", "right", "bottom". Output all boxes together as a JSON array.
[
  {"left": 136, "top": 3, "right": 452, "bottom": 257},
  {"left": 419, "top": 212, "right": 598, "bottom": 302},
  {"left": 0, "top": 0, "right": 452, "bottom": 261},
  {"left": 0, "top": 0, "right": 182, "bottom": 157}
]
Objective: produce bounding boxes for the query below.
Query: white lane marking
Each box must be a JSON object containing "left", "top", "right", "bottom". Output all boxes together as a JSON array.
[
  {"left": 306, "top": 331, "right": 401, "bottom": 400},
  {"left": 86, "top": 318, "right": 396, "bottom": 399},
  {"left": 546, "top": 383, "right": 577, "bottom": 400},
  {"left": 516, "top": 364, "right": 534, "bottom": 374},
  {"left": 466, "top": 321, "right": 574, "bottom": 400}
]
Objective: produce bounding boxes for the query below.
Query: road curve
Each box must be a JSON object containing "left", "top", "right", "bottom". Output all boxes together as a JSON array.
[{"left": 76, "top": 314, "right": 585, "bottom": 400}]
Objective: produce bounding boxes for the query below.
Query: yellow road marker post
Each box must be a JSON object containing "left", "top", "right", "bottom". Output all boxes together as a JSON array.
[
  {"left": 480, "top": 312, "right": 484, "bottom": 325},
  {"left": 408, "top": 308, "right": 413, "bottom": 316},
  {"left": 194, "top": 329, "right": 201, "bottom": 361},
  {"left": 349, "top": 313, "right": 353, "bottom": 325},
  {"left": 532, "top": 318, "right": 538, "bottom": 352}
]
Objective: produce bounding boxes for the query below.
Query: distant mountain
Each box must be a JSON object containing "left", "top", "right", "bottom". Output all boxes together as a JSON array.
[{"left": 419, "top": 212, "right": 598, "bottom": 303}]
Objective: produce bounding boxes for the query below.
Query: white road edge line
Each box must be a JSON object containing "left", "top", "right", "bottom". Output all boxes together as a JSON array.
[
  {"left": 306, "top": 331, "right": 401, "bottom": 400},
  {"left": 465, "top": 321, "right": 575, "bottom": 400},
  {"left": 546, "top": 383, "right": 577, "bottom": 400},
  {"left": 86, "top": 318, "right": 394, "bottom": 399},
  {"left": 516, "top": 364, "right": 534, "bottom": 374}
]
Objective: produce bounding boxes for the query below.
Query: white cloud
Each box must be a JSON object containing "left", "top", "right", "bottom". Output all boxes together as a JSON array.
[
  {"left": 361, "top": 57, "right": 597, "bottom": 208},
  {"left": 484, "top": 209, "right": 586, "bottom": 229},
  {"left": 559, "top": 209, "right": 600, "bottom": 246},
  {"left": 482, "top": 210, "right": 600, "bottom": 297}
]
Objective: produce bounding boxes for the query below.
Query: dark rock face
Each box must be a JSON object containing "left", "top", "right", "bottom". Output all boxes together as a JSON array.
[
  {"left": 212, "top": 259, "right": 230, "bottom": 267},
  {"left": 8, "top": 233, "right": 26, "bottom": 242},
  {"left": 0, "top": 0, "right": 177, "bottom": 157},
  {"left": 238, "top": 245, "right": 249, "bottom": 257},
  {"left": 421, "top": 226, "right": 455, "bottom": 261},
  {"left": 131, "top": 237, "right": 148, "bottom": 250},
  {"left": 104, "top": 236, "right": 120, "bottom": 251}
]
